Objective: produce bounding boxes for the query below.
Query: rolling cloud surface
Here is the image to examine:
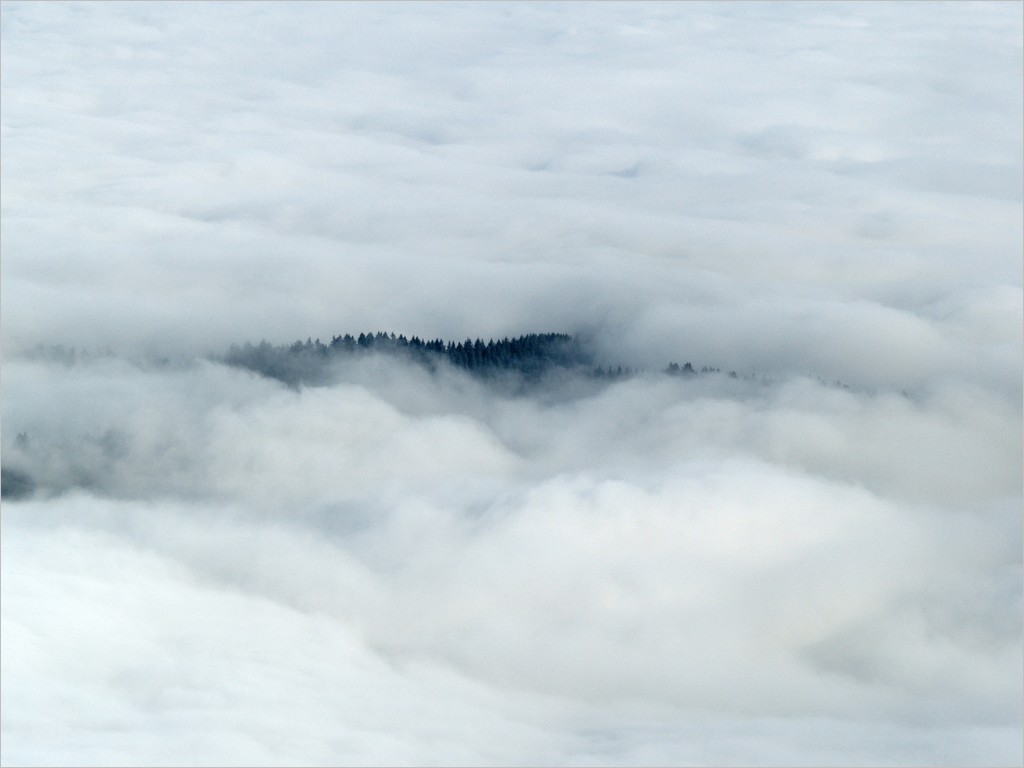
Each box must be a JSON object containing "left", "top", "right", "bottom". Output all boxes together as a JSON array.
[{"left": 1, "top": 2, "right": 1021, "bottom": 765}]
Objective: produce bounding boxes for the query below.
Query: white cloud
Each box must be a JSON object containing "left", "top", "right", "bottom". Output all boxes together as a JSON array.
[{"left": 1, "top": 1, "right": 1021, "bottom": 765}]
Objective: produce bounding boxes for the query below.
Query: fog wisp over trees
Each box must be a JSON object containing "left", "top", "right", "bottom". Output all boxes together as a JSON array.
[
  {"left": 225, "top": 331, "right": 592, "bottom": 386},
  {"left": 219, "top": 331, "right": 682, "bottom": 389}
]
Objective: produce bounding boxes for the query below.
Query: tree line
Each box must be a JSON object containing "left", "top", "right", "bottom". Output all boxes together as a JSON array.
[{"left": 221, "top": 331, "right": 722, "bottom": 388}]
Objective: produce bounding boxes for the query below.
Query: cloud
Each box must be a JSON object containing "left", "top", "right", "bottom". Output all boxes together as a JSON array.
[
  {"left": 2, "top": 350, "right": 1019, "bottom": 765},
  {"left": 1, "top": 1, "right": 1021, "bottom": 765},
  {"left": 3, "top": 1, "right": 1021, "bottom": 356}
]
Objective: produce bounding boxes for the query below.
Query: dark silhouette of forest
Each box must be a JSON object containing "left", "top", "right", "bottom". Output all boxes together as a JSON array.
[{"left": 221, "top": 331, "right": 717, "bottom": 388}]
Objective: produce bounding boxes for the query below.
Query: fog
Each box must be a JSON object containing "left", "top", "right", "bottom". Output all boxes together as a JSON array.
[{"left": 1, "top": 2, "right": 1021, "bottom": 766}]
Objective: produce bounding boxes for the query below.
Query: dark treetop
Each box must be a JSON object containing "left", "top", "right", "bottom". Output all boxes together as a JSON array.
[{"left": 220, "top": 331, "right": 717, "bottom": 389}]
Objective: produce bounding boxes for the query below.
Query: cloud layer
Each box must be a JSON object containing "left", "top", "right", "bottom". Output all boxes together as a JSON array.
[{"left": 1, "top": 2, "right": 1021, "bottom": 766}]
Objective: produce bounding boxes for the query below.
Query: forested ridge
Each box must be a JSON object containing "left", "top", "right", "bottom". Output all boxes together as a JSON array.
[{"left": 221, "top": 331, "right": 716, "bottom": 388}]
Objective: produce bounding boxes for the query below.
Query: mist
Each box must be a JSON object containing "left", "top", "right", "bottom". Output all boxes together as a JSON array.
[{"left": 2, "top": 2, "right": 1021, "bottom": 766}]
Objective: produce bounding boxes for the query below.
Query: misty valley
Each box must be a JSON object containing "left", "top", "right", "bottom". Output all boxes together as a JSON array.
[
  {"left": 0, "top": 331, "right": 714, "bottom": 502},
  {"left": 2, "top": 329, "right": 862, "bottom": 504}
]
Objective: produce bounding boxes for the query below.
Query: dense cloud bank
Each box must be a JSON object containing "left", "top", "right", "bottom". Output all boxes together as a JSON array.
[
  {"left": 2, "top": 1, "right": 1021, "bottom": 368},
  {"left": 3, "top": 347, "right": 1020, "bottom": 765},
  {"left": 1, "top": 1, "right": 1022, "bottom": 766}
]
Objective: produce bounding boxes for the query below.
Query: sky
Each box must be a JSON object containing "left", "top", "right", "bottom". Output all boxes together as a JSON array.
[{"left": 1, "top": 1, "right": 1022, "bottom": 766}]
